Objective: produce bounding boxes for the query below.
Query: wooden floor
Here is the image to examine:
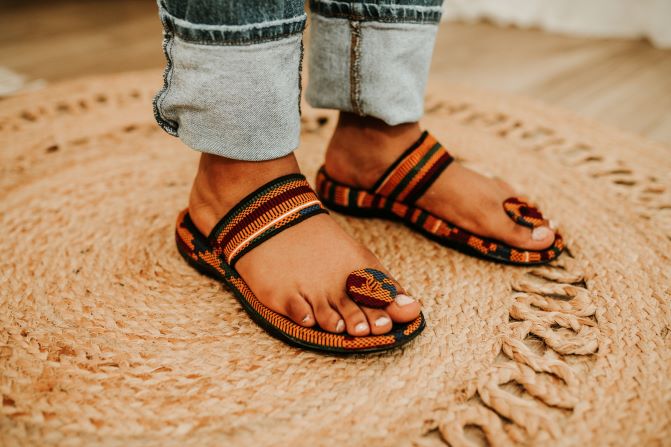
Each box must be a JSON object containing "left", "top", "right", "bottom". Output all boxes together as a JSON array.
[{"left": 1, "top": 0, "right": 670, "bottom": 145}]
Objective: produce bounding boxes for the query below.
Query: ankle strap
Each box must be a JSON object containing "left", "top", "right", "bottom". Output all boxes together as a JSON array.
[
  {"left": 371, "top": 131, "right": 453, "bottom": 205},
  {"left": 207, "top": 174, "right": 328, "bottom": 267}
]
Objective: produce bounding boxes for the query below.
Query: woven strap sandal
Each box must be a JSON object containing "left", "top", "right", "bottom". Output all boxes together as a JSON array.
[
  {"left": 175, "top": 173, "right": 425, "bottom": 354},
  {"left": 316, "top": 131, "right": 564, "bottom": 265}
]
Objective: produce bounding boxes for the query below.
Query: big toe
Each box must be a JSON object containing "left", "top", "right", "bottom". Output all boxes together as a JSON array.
[
  {"left": 385, "top": 292, "right": 421, "bottom": 323},
  {"left": 502, "top": 220, "right": 556, "bottom": 251}
]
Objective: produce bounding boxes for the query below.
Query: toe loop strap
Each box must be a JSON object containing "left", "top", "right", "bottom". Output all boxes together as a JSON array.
[
  {"left": 503, "top": 197, "right": 545, "bottom": 228},
  {"left": 346, "top": 268, "right": 399, "bottom": 308},
  {"left": 371, "top": 131, "right": 454, "bottom": 206}
]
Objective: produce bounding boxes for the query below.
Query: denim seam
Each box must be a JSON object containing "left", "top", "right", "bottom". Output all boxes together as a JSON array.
[
  {"left": 170, "top": 33, "right": 303, "bottom": 52},
  {"left": 153, "top": 29, "right": 179, "bottom": 136},
  {"left": 172, "top": 33, "right": 301, "bottom": 47},
  {"left": 349, "top": 21, "right": 363, "bottom": 115},
  {"left": 298, "top": 36, "right": 304, "bottom": 116}
]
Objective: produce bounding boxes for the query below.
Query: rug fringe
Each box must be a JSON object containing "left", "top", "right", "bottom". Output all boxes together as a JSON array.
[{"left": 439, "top": 255, "right": 599, "bottom": 445}]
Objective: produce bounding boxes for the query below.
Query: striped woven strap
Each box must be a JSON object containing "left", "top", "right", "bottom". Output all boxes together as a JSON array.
[
  {"left": 371, "top": 131, "right": 454, "bottom": 205},
  {"left": 207, "top": 174, "right": 328, "bottom": 267}
]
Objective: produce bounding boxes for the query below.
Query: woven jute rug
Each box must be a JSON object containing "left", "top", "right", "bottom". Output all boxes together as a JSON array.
[{"left": 1, "top": 70, "right": 670, "bottom": 447}]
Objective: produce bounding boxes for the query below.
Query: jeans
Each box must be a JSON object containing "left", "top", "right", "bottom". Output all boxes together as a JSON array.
[{"left": 154, "top": 0, "right": 443, "bottom": 161}]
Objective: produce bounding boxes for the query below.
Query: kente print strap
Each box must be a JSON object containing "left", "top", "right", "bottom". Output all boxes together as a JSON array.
[
  {"left": 503, "top": 197, "right": 546, "bottom": 228},
  {"left": 208, "top": 174, "right": 328, "bottom": 267},
  {"left": 371, "top": 131, "right": 454, "bottom": 205},
  {"left": 346, "top": 268, "right": 399, "bottom": 308}
]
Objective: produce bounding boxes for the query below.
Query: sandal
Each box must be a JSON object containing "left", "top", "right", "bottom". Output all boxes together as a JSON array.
[
  {"left": 316, "top": 132, "right": 564, "bottom": 265},
  {"left": 175, "top": 173, "right": 425, "bottom": 354}
]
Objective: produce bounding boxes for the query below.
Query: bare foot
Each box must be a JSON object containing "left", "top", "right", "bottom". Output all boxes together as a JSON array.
[
  {"left": 187, "top": 153, "right": 421, "bottom": 336},
  {"left": 324, "top": 112, "right": 556, "bottom": 250}
]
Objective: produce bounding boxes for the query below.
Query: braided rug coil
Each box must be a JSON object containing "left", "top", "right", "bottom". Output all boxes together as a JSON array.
[{"left": 1, "top": 70, "right": 669, "bottom": 446}]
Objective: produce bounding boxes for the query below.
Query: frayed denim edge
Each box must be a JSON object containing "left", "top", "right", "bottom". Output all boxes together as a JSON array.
[
  {"left": 298, "top": 36, "right": 304, "bottom": 117},
  {"left": 153, "top": 24, "right": 179, "bottom": 136}
]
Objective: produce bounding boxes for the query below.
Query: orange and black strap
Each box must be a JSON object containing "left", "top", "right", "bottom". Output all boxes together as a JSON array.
[
  {"left": 371, "top": 131, "right": 454, "bottom": 206},
  {"left": 207, "top": 174, "right": 328, "bottom": 267}
]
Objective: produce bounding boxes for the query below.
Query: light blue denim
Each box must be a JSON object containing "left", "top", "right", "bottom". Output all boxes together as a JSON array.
[{"left": 154, "top": 0, "right": 443, "bottom": 161}]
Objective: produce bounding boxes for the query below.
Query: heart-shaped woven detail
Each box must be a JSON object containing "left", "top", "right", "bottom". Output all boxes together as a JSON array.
[
  {"left": 345, "top": 268, "right": 398, "bottom": 308},
  {"left": 503, "top": 197, "right": 545, "bottom": 228}
]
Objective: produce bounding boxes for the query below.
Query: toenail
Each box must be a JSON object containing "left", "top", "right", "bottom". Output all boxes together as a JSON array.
[
  {"left": 532, "top": 226, "right": 552, "bottom": 241},
  {"left": 335, "top": 319, "right": 345, "bottom": 333},
  {"left": 375, "top": 316, "right": 391, "bottom": 327},
  {"left": 355, "top": 322, "right": 369, "bottom": 333},
  {"left": 301, "top": 314, "right": 312, "bottom": 324},
  {"left": 395, "top": 294, "right": 415, "bottom": 306}
]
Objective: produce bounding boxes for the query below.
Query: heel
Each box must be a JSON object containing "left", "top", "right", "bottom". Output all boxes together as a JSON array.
[{"left": 175, "top": 230, "right": 221, "bottom": 281}]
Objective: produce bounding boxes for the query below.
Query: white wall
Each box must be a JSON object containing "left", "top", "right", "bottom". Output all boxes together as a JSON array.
[{"left": 442, "top": 0, "right": 671, "bottom": 48}]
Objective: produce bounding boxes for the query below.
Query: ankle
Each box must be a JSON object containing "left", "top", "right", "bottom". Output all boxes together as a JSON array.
[
  {"left": 188, "top": 153, "right": 300, "bottom": 235},
  {"left": 324, "top": 112, "right": 422, "bottom": 188}
]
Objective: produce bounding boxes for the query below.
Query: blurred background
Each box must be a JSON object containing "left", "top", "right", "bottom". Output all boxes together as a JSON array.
[{"left": 1, "top": 0, "right": 670, "bottom": 144}]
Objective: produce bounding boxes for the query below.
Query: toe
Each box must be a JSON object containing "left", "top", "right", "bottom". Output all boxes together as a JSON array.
[
  {"left": 311, "top": 298, "right": 346, "bottom": 333},
  {"left": 282, "top": 293, "right": 316, "bottom": 328},
  {"left": 330, "top": 293, "right": 370, "bottom": 336},
  {"left": 502, "top": 220, "right": 556, "bottom": 251},
  {"left": 364, "top": 267, "right": 421, "bottom": 323},
  {"left": 384, "top": 292, "right": 421, "bottom": 323},
  {"left": 361, "top": 307, "right": 392, "bottom": 335}
]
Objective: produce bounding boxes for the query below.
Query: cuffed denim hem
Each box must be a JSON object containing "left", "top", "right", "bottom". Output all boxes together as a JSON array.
[
  {"left": 158, "top": 0, "right": 306, "bottom": 45},
  {"left": 309, "top": 0, "right": 443, "bottom": 24},
  {"left": 306, "top": 13, "right": 439, "bottom": 125},
  {"left": 153, "top": 32, "right": 303, "bottom": 161}
]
